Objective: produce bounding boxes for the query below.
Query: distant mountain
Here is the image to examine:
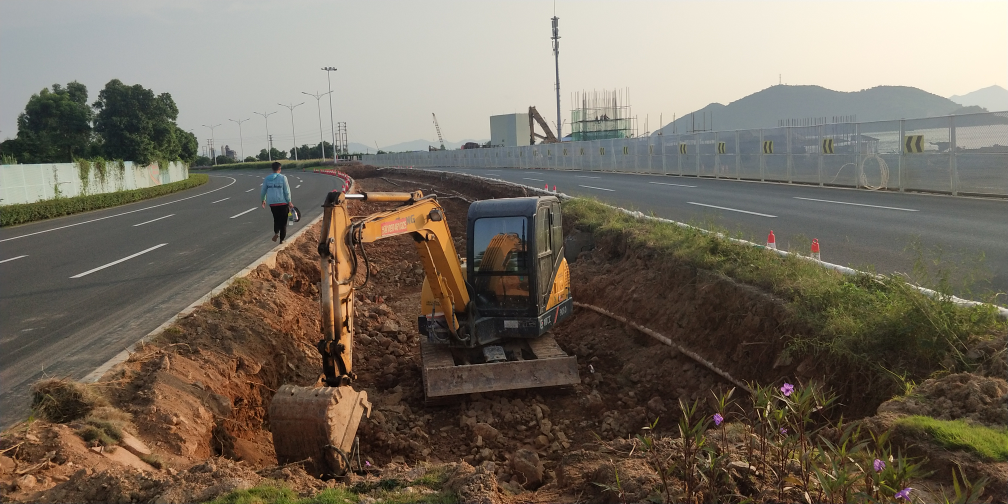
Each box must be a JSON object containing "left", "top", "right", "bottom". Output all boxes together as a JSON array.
[
  {"left": 949, "top": 85, "right": 1008, "bottom": 112},
  {"left": 376, "top": 138, "right": 490, "bottom": 153},
  {"left": 656, "top": 85, "right": 986, "bottom": 135},
  {"left": 347, "top": 142, "right": 376, "bottom": 154}
]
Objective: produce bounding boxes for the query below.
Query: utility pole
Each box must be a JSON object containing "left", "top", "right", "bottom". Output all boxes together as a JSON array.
[
  {"left": 254, "top": 110, "right": 276, "bottom": 161},
  {"left": 202, "top": 123, "right": 221, "bottom": 165},
  {"left": 322, "top": 67, "right": 338, "bottom": 161},
  {"left": 279, "top": 102, "right": 304, "bottom": 160},
  {"left": 229, "top": 118, "right": 250, "bottom": 162},
  {"left": 302, "top": 90, "right": 332, "bottom": 161},
  {"left": 551, "top": 13, "right": 562, "bottom": 141}
]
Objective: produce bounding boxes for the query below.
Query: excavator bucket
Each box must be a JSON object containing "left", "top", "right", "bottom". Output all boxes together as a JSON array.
[
  {"left": 269, "top": 384, "right": 371, "bottom": 476},
  {"left": 421, "top": 334, "right": 579, "bottom": 398}
]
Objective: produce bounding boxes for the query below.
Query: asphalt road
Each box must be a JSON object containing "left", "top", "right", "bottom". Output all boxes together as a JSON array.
[
  {"left": 434, "top": 166, "right": 1008, "bottom": 300},
  {"left": 0, "top": 170, "right": 344, "bottom": 428}
]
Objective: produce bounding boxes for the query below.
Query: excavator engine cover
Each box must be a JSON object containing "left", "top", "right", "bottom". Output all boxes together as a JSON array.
[{"left": 269, "top": 384, "right": 371, "bottom": 476}]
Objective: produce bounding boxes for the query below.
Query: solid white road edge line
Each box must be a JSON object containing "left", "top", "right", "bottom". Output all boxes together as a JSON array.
[
  {"left": 132, "top": 214, "right": 175, "bottom": 227},
  {"left": 230, "top": 208, "right": 257, "bottom": 219},
  {"left": 687, "top": 202, "right": 777, "bottom": 218},
  {"left": 70, "top": 243, "right": 168, "bottom": 278},
  {"left": 211, "top": 197, "right": 230, "bottom": 204},
  {"left": 0, "top": 255, "right": 28, "bottom": 264},
  {"left": 81, "top": 208, "right": 328, "bottom": 383},
  {"left": 793, "top": 196, "right": 918, "bottom": 212},
  {"left": 523, "top": 178, "right": 544, "bottom": 182},
  {"left": 0, "top": 176, "right": 237, "bottom": 243},
  {"left": 579, "top": 184, "right": 615, "bottom": 192},
  {"left": 649, "top": 181, "right": 697, "bottom": 188}
]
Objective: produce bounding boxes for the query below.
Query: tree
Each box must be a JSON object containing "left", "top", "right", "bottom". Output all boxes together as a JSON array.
[
  {"left": 256, "top": 148, "right": 288, "bottom": 161},
  {"left": 244, "top": 156, "right": 256, "bottom": 163},
  {"left": 92, "top": 79, "right": 184, "bottom": 165},
  {"left": 1, "top": 82, "right": 93, "bottom": 163},
  {"left": 176, "top": 127, "right": 198, "bottom": 164}
]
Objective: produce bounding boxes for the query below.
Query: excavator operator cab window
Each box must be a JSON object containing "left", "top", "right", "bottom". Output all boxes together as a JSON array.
[{"left": 472, "top": 216, "right": 530, "bottom": 311}]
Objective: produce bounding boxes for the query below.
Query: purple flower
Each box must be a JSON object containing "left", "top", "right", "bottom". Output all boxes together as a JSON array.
[
  {"left": 780, "top": 383, "right": 794, "bottom": 397},
  {"left": 873, "top": 459, "right": 885, "bottom": 472},
  {"left": 713, "top": 413, "right": 723, "bottom": 426},
  {"left": 365, "top": 461, "right": 372, "bottom": 467},
  {"left": 895, "top": 487, "right": 912, "bottom": 500},
  {"left": 779, "top": 427, "right": 788, "bottom": 435}
]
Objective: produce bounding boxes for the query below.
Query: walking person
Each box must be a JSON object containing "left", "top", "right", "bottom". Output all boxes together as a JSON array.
[{"left": 260, "top": 161, "right": 292, "bottom": 243}]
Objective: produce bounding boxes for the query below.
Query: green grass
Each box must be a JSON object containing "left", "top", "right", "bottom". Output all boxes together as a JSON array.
[
  {"left": 897, "top": 416, "right": 1008, "bottom": 461},
  {"left": 563, "top": 198, "right": 1006, "bottom": 403},
  {"left": 206, "top": 481, "right": 454, "bottom": 504},
  {"left": 196, "top": 159, "right": 329, "bottom": 171},
  {"left": 1, "top": 173, "right": 209, "bottom": 227}
]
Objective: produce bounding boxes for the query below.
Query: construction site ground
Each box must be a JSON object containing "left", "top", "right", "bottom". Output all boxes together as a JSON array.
[{"left": 1, "top": 166, "right": 1005, "bottom": 503}]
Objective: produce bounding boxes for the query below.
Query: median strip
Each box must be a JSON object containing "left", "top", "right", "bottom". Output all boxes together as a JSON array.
[
  {"left": 70, "top": 243, "right": 167, "bottom": 278},
  {"left": 688, "top": 201, "right": 776, "bottom": 217}
]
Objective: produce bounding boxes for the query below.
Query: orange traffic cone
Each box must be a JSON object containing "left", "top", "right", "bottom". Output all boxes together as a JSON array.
[
  {"left": 811, "top": 239, "right": 820, "bottom": 260},
  {"left": 766, "top": 230, "right": 777, "bottom": 250},
  {"left": 544, "top": 184, "right": 548, "bottom": 191},
  {"left": 552, "top": 185, "right": 556, "bottom": 192}
]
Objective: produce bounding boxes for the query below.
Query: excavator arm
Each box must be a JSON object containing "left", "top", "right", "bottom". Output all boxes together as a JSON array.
[
  {"left": 529, "top": 106, "right": 559, "bottom": 144},
  {"left": 316, "top": 189, "right": 469, "bottom": 387}
]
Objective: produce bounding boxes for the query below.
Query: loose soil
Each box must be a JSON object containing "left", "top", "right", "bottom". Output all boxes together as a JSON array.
[{"left": 2, "top": 166, "right": 1004, "bottom": 503}]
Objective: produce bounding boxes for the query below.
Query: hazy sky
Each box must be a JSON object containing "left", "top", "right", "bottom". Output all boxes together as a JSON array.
[{"left": 2, "top": 1, "right": 1006, "bottom": 154}]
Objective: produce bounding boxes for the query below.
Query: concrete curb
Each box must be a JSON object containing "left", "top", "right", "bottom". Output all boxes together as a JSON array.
[{"left": 82, "top": 173, "right": 354, "bottom": 384}]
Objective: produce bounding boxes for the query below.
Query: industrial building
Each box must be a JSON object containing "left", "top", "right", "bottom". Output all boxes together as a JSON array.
[{"left": 489, "top": 113, "right": 531, "bottom": 147}]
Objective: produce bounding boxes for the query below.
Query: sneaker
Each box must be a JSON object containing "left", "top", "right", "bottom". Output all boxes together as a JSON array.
[{"left": 272, "top": 233, "right": 279, "bottom": 242}]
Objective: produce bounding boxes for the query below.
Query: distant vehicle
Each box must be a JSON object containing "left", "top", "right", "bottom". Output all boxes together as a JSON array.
[{"left": 461, "top": 142, "right": 481, "bottom": 150}]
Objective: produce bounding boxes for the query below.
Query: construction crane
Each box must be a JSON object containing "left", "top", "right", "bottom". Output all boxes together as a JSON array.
[
  {"left": 529, "top": 106, "right": 559, "bottom": 145},
  {"left": 432, "top": 113, "right": 446, "bottom": 150}
]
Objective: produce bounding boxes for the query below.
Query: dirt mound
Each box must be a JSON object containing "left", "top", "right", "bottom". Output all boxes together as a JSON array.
[{"left": 878, "top": 373, "right": 1008, "bottom": 426}]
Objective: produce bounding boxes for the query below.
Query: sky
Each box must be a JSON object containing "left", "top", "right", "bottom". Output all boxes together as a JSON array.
[{"left": 1, "top": 0, "right": 1006, "bottom": 155}]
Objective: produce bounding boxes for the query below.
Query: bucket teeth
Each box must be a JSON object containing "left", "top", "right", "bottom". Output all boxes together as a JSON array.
[
  {"left": 422, "top": 334, "right": 580, "bottom": 398},
  {"left": 269, "top": 384, "right": 371, "bottom": 476}
]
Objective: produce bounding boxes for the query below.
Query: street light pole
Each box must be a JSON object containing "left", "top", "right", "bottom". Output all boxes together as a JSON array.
[
  {"left": 322, "top": 67, "right": 338, "bottom": 160},
  {"left": 301, "top": 90, "right": 332, "bottom": 161},
  {"left": 253, "top": 111, "right": 276, "bottom": 161},
  {"left": 278, "top": 102, "right": 304, "bottom": 160},
  {"left": 202, "top": 123, "right": 221, "bottom": 165},
  {"left": 228, "top": 118, "right": 250, "bottom": 162}
]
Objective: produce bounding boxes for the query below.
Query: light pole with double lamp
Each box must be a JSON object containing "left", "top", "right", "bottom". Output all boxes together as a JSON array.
[
  {"left": 279, "top": 102, "right": 304, "bottom": 160},
  {"left": 253, "top": 110, "right": 276, "bottom": 161},
  {"left": 202, "top": 123, "right": 221, "bottom": 165},
  {"left": 301, "top": 90, "right": 332, "bottom": 161},
  {"left": 322, "top": 67, "right": 338, "bottom": 160},
  {"left": 228, "top": 118, "right": 249, "bottom": 162}
]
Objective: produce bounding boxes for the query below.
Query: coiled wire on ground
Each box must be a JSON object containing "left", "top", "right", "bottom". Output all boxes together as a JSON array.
[{"left": 829, "top": 152, "right": 889, "bottom": 190}]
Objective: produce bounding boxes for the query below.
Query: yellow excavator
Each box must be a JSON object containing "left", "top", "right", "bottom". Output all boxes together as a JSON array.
[{"left": 269, "top": 188, "right": 578, "bottom": 476}]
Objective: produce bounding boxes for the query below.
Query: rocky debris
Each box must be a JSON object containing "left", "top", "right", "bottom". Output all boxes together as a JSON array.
[
  {"left": 510, "top": 448, "right": 544, "bottom": 488},
  {"left": 444, "top": 462, "right": 500, "bottom": 504}
]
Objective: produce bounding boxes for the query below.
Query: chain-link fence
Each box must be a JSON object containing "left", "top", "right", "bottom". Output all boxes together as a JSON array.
[{"left": 365, "top": 111, "right": 1008, "bottom": 197}]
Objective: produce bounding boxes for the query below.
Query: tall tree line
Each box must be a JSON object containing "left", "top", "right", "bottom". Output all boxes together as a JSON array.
[{"left": 0, "top": 79, "right": 197, "bottom": 165}]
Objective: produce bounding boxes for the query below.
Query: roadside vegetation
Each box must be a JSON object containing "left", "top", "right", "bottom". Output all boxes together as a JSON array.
[
  {"left": 563, "top": 197, "right": 1007, "bottom": 406},
  {"left": 895, "top": 416, "right": 1008, "bottom": 462},
  {"left": 0, "top": 173, "right": 208, "bottom": 227}
]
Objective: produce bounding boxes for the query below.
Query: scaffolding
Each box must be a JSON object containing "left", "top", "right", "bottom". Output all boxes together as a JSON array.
[{"left": 570, "top": 89, "right": 636, "bottom": 141}]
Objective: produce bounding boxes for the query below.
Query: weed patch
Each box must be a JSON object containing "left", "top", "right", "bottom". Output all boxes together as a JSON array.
[
  {"left": 208, "top": 482, "right": 360, "bottom": 504},
  {"left": 897, "top": 415, "right": 1008, "bottom": 461},
  {"left": 1, "top": 173, "right": 209, "bottom": 226},
  {"left": 30, "top": 379, "right": 108, "bottom": 423}
]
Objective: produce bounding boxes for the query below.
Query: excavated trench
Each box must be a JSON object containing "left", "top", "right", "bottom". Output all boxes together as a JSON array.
[{"left": 3, "top": 166, "right": 1003, "bottom": 503}]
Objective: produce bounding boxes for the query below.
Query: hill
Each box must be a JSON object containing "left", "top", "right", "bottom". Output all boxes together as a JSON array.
[
  {"left": 950, "top": 85, "right": 1008, "bottom": 112},
  {"left": 657, "top": 85, "right": 986, "bottom": 135}
]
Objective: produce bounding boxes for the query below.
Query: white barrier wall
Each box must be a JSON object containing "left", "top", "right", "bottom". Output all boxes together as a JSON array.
[
  {"left": 364, "top": 111, "right": 1008, "bottom": 197},
  {"left": 0, "top": 161, "right": 189, "bottom": 205}
]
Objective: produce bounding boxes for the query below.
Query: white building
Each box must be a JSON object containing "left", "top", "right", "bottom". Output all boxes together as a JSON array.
[{"left": 489, "top": 113, "right": 531, "bottom": 147}]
